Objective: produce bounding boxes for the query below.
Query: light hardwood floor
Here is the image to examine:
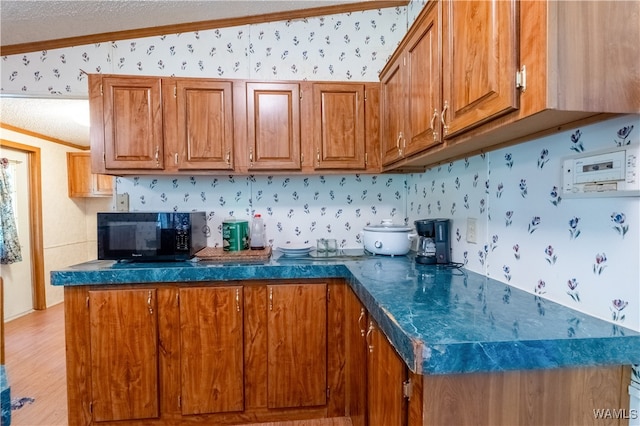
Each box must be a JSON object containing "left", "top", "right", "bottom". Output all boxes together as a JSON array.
[
  {"left": 4, "top": 302, "right": 68, "bottom": 425},
  {"left": 4, "top": 303, "right": 352, "bottom": 426}
]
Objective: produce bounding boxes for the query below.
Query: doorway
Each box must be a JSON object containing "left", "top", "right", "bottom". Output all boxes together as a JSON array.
[
  {"left": 1, "top": 140, "right": 45, "bottom": 320},
  {"left": 2, "top": 148, "right": 33, "bottom": 319}
]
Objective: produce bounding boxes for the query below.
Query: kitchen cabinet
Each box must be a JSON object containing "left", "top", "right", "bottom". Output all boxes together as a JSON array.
[
  {"left": 266, "top": 283, "right": 327, "bottom": 408},
  {"left": 312, "top": 83, "right": 366, "bottom": 170},
  {"left": 90, "top": 74, "right": 381, "bottom": 175},
  {"left": 66, "top": 152, "right": 113, "bottom": 197},
  {"left": 366, "top": 318, "right": 407, "bottom": 426},
  {"left": 65, "top": 279, "right": 344, "bottom": 425},
  {"left": 245, "top": 82, "right": 302, "bottom": 171},
  {"left": 87, "top": 288, "right": 159, "bottom": 422},
  {"left": 381, "top": 0, "right": 517, "bottom": 167},
  {"left": 169, "top": 79, "right": 235, "bottom": 170},
  {"left": 179, "top": 286, "right": 244, "bottom": 415},
  {"left": 381, "top": 1, "right": 443, "bottom": 166},
  {"left": 386, "top": 0, "right": 640, "bottom": 171},
  {"left": 89, "top": 74, "right": 235, "bottom": 174},
  {"left": 97, "top": 76, "right": 164, "bottom": 170}
]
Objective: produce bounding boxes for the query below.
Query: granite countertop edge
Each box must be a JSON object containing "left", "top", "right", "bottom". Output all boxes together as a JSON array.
[{"left": 50, "top": 255, "right": 640, "bottom": 375}]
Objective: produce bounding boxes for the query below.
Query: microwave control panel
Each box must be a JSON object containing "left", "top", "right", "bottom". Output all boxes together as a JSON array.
[{"left": 562, "top": 145, "right": 639, "bottom": 198}]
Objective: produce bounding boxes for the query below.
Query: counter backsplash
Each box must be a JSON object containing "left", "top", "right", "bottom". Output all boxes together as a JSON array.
[{"left": 407, "top": 114, "right": 640, "bottom": 332}]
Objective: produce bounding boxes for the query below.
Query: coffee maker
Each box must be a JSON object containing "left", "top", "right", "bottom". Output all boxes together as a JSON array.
[{"left": 414, "top": 219, "right": 451, "bottom": 264}]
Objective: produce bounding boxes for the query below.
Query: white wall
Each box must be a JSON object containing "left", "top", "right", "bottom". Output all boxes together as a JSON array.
[{"left": 0, "top": 128, "right": 112, "bottom": 309}]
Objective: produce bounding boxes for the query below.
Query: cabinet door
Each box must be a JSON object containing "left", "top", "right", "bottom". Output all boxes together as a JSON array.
[
  {"left": 102, "top": 76, "right": 164, "bottom": 169},
  {"left": 247, "top": 82, "right": 301, "bottom": 170},
  {"left": 179, "top": 286, "right": 244, "bottom": 415},
  {"left": 367, "top": 319, "right": 406, "bottom": 426},
  {"left": 380, "top": 56, "right": 406, "bottom": 166},
  {"left": 404, "top": 1, "right": 442, "bottom": 157},
  {"left": 313, "top": 83, "right": 366, "bottom": 170},
  {"left": 67, "top": 152, "right": 113, "bottom": 197},
  {"left": 88, "top": 289, "right": 159, "bottom": 422},
  {"left": 175, "top": 79, "right": 234, "bottom": 170},
  {"left": 441, "top": 0, "right": 518, "bottom": 137},
  {"left": 345, "top": 288, "right": 367, "bottom": 426},
  {"left": 267, "top": 283, "right": 327, "bottom": 408}
]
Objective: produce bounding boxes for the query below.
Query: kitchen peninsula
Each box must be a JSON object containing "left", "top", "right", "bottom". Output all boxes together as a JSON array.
[{"left": 52, "top": 253, "right": 640, "bottom": 426}]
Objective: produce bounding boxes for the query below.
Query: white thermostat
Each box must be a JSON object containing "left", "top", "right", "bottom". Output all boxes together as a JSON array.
[{"left": 562, "top": 145, "right": 639, "bottom": 197}]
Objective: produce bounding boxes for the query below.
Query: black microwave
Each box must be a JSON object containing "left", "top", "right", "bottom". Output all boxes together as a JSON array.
[{"left": 97, "top": 212, "right": 206, "bottom": 261}]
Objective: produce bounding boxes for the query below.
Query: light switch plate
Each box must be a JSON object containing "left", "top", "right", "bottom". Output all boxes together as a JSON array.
[
  {"left": 466, "top": 217, "right": 477, "bottom": 244},
  {"left": 116, "top": 193, "right": 129, "bottom": 212}
]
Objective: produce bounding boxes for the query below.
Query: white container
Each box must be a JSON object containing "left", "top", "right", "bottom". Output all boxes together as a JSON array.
[
  {"left": 630, "top": 382, "right": 640, "bottom": 426},
  {"left": 361, "top": 219, "right": 417, "bottom": 256},
  {"left": 250, "top": 214, "right": 266, "bottom": 250}
]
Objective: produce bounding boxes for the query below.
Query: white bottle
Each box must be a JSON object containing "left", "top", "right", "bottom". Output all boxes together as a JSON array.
[{"left": 250, "top": 214, "right": 265, "bottom": 250}]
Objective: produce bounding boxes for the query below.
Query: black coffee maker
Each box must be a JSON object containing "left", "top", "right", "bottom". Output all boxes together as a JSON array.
[{"left": 414, "top": 219, "right": 451, "bottom": 264}]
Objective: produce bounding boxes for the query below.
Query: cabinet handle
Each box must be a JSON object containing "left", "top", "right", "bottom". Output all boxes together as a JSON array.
[
  {"left": 174, "top": 153, "right": 179, "bottom": 165},
  {"left": 226, "top": 151, "right": 231, "bottom": 166},
  {"left": 235, "top": 288, "right": 240, "bottom": 312},
  {"left": 358, "top": 308, "right": 366, "bottom": 337},
  {"left": 430, "top": 109, "right": 439, "bottom": 141},
  {"left": 396, "top": 132, "right": 404, "bottom": 157},
  {"left": 154, "top": 146, "right": 160, "bottom": 167},
  {"left": 269, "top": 287, "right": 273, "bottom": 311},
  {"left": 147, "top": 290, "right": 153, "bottom": 315},
  {"left": 441, "top": 101, "right": 449, "bottom": 136},
  {"left": 249, "top": 147, "right": 254, "bottom": 167},
  {"left": 366, "top": 321, "right": 375, "bottom": 353},
  {"left": 316, "top": 148, "right": 321, "bottom": 166}
]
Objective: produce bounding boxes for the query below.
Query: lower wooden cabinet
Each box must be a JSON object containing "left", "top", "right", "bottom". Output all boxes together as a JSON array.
[
  {"left": 179, "top": 286, "right": 244, "bottom": 415},
  {"left": 87, "top": 288, "right": 159, "bottom": 422},
  {"left": 65, "top": 280, "right": 341, "bottom": 425}
]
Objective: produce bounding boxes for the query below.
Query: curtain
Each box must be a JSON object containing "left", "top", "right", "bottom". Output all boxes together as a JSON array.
[{"left": 0, "top": 157, "right": 22, "bottom": 264}]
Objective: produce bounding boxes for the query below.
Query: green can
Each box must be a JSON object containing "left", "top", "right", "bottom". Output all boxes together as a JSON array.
[{"left": 222, "top": 219, "right": 249, "bottom": 251}]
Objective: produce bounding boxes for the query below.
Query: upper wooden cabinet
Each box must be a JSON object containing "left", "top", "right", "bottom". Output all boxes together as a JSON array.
[
  {"left": 384, "top": 0, "right": 640, "bottom": 171},
  {"left": 381, "top": 1, "right": 445, "bottom": 166},
  {"left": 100, "top": 76, "right": 164, "bottom": 170},
  {"left": 312, "top": 83, "right": 366, "bottom": 170},
  {"left": 172, "top": 79, "right": 235, "bottom": 170},
  {"left": 67, "top": 152, "right": 113, "bottom": 197},
  {"left": 246, "top": 82, "right": 302, "bottom": 171},
  {"left": 90, "top": 74, "right": 236, "bottom": 174},
  {"left": 90, "top": 74, "right": 381, "bottom": 175},
  {"left": 441, "top": 0, "right": 518, "bottom": 138}
]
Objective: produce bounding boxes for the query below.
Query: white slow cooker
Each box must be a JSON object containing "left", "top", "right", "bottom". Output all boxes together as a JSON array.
[{"left": 361, "top": 219, "right": 417, "bottom": 256}]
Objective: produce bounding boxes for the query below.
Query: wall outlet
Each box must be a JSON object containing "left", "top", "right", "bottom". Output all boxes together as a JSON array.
[
  {"left": 116, "top": 193, "right": 129, "bottom": 212},
  {"left": 467, "top": 217, "right": 477, "bottom": 244}
]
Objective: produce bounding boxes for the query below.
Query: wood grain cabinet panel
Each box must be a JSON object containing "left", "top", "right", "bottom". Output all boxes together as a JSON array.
[
  {"left": 441, "top": 0, "right": 518, "bottom": 138},
  {"left": 312, "top": 83, "right": 366, "bottom": 170},
  {"left": 174, "top": 79, "right": 234, "bottom": 170},
  {"left": 66, "top": 152, "right": 113, "bottom": 197},
  {"left": 267, "top": 283, "right": 327, "bottom": 409},
  {"left": 246, "top": 82, "right": 302, "bottom": 170},
  {"left": 179, "top": 286, "right": 244, "bottom": 415},
  {"left": 101, "top": 76, "right": 164, "bottom": 170},
  {"left": 381, "top": 1, "right": 444, "bottom": 166},
  {"left": 366, "top": 319, "right": 406, "bottom": 426},
  {"left": 88, "top": 289, "right": 159, "bottom": 422}
]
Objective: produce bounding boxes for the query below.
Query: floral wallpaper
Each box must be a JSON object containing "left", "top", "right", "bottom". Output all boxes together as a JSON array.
[
  {"left": 1, "top": 5, "right": 408, "bottom": 94},
  {"left": 407, "top": 114, "right": 640, "bottom": 332},
  {"left": 117, "top": 174, "right": 406, "bottom": 250}
]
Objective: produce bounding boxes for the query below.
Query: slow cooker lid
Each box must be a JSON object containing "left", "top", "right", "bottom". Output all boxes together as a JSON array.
[{"left": 363, "top": 220, "right": 413, "bottom": 232}]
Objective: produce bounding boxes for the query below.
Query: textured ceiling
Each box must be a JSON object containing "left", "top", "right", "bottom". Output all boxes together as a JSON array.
[{"left": 0, "top": 0, "right": 368, "bottom": 148}]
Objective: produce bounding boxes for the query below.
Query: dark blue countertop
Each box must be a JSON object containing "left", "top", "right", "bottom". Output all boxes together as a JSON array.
[{"left": 51, "top": 251, "right": 640, "bottom": 375}]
